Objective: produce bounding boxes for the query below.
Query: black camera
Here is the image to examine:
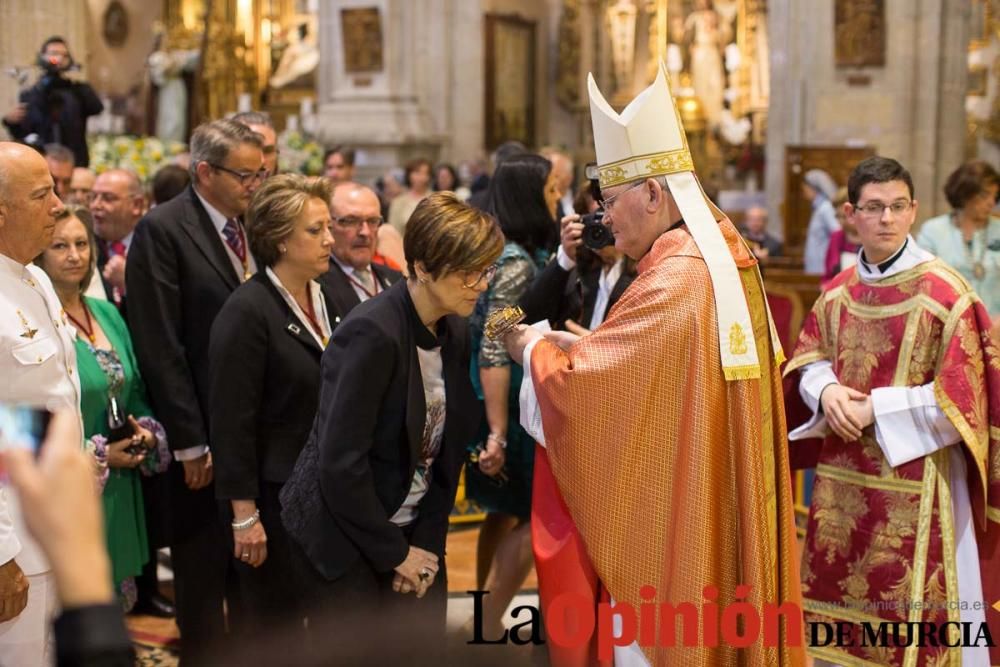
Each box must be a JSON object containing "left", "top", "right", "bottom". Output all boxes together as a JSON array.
[
  {"left": 581, "top": 210, "right": 614, "bottom": 250},
  {"left": 581, "top": 163, "right": 615, "bottom": 250}
]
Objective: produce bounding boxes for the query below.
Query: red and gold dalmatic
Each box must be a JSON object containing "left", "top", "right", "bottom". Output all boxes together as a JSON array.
[
  {"left": 530, "top": 219, "right": 805, "bottom": 666},
  {"left": 785, "top": 259, "right": 1000, "bottom": 667}
]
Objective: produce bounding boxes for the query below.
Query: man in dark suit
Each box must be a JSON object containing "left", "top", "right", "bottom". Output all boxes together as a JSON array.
[
  {"left": 125, "top": 119, "right": 265, "bottom": 665},
  {"left": 520, "top": 213, "right": 635, "bottom": 331},
  {"left": 320, "top": 182, "right": 402, "bottom": 322}
]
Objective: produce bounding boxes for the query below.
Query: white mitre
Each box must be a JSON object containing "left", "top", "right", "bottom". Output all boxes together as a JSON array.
[{"left": 589, "top": 60, "right": 775, "bottom": 381}]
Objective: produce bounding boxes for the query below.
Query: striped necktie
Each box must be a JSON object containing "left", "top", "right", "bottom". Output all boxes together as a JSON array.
[{"left": 221, "top": 218, "right": 247, "bottom": 263}]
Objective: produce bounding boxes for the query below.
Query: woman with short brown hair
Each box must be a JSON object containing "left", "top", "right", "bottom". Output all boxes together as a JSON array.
[{"left": 281, "top": 191, "right": 502, "bottom": 654}]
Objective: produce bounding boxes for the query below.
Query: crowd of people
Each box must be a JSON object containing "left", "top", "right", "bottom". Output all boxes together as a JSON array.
[{"left": 1, "top": 35, "right": 999, "bottom": 667}]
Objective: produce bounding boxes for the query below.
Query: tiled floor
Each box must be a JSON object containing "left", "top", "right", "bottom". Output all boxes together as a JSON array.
[{"left": 126, "top": 524, "right": 543, "bottom": 664}]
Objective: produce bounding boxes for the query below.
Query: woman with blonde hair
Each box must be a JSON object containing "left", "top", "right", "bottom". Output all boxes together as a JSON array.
[{"left": 209, "top": 173, "right": 338, "bottom": 628}]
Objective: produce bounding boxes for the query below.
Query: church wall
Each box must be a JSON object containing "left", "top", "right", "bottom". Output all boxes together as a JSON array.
[
  {"left": 84, "top": 0, "right": 162, "bottom": 98},
  {"left": 0, "top": 1, "right": 89, "bottom": 141},
  {"left": 766, "top": 0, "right": 969, "bottom": 239}
]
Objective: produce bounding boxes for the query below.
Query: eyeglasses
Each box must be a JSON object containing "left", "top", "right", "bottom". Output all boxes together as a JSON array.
[
  {"left": 600, "top": 180, "right": 645, "bottom": 215},
  {"left": 461, "top": 264, "right": 498, "bottom": 289},
  {"left": 854, "top": 200, "right": 914, "bottom": 218},
  {"left": 90, "top": 191, "right": 124, "bottom": 204},
  {"left": 209, "top": 163, "right": 268, "bottom": 187},
  {"left": 333, "top": 216, "right": 383, "bottom": 230}
]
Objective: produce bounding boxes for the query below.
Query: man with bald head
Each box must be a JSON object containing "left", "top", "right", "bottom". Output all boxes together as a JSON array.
[
  {"left": 0, "top": 142, "right": 81, "bottom": 665},
  {"left": 89, "top": 169, "right": 145, "bottom": 311},
  {"left": 739, "top": 205, "right": 782, "bottom": 261},
  {"left": 541, "top": 147, "right": 575, "bottom": 219},
  {"left": 319, "top": 182, "right": 401, "bottom": 319}
]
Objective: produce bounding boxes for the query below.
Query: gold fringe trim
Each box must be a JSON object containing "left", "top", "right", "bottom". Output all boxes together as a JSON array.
[
  {"left": 934, "top": 381, "right": 989, "bottom": 523},
  {"left": 902, "top": 454, "right": 938, "bottom": 667},
  {"left": 782, "top": 351, "right": 827, "bottom": 377},
  {"left": 723, "top": 363, "right": 761, "bottom": 381},
  {"left": 935, "top": 452, "right": 963, "bottom": 656}
]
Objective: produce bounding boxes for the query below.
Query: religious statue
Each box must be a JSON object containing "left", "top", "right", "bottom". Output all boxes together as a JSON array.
[
  {"left": 606, "top": 0, "right": 638, "bottom": 94},
  {"left": 269, "top": 16, "right": 320, "bottom": 89},
  {"left": 147, "top": 29, "right": 200, "bottom": 143},
  {"left": 684, "top": 0, "right": 730, "bottom": 127}
]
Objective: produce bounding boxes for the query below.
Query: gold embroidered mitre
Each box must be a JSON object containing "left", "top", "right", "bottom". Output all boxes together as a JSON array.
[{"left": 588, "top": 60, "right": 768, "bottom": 380}]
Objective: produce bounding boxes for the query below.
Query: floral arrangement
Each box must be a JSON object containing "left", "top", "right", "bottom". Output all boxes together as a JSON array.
[
  {"left": 88, "top": 135, "right": 188, "bottom": 183},
  {"left": 278, "top": 129, "right": 324, "bottom": 176}
]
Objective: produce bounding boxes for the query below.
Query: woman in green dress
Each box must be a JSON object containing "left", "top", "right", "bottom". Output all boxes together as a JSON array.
[{"left": 34, "top": 206, "right": 169, "bottom": 610}]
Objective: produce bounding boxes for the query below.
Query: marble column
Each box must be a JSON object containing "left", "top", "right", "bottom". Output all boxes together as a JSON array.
[
  {"left": 316, "top": 0, "right": 461, "bottom": 181},
  {"left": 765, "top": 0, "right": 970, "bottom": 239}
]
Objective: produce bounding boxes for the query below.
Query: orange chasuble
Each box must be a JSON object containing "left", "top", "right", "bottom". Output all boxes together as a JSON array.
[
  {"left": 785, "top": 260, "right": 1000, "bottom": 666},
  {"left": 529, "top": 218, "right": 805, "bottom": 666}
]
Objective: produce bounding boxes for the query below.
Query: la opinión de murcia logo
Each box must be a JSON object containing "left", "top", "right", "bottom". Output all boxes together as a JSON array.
[{"left": 466, "top": 586, "right": 996, "bottom": 659}]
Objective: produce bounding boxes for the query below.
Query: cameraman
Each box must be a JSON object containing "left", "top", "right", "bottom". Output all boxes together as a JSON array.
[
  {"left": 519, "top": 177, "right": 635, "bottom": 333},
  {"left": 3, "top": 37, "right": 103, "bottom": 168}
]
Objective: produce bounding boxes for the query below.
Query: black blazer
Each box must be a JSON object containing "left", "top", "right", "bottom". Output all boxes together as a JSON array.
[
  {"left": 318, "top": 261, "right": 402, "bottom": 325},
  {"left": 281, "top": 281, "right": 481, "bottom": 581},
  {"left": 209, "top": 273, "right": 339, "bottom": 501},
  {"left": 520, "top": 257, "right": 635, "bottom": 331},
  {"left": 125, "top": 185, "right": 254, "bottom": 533}
]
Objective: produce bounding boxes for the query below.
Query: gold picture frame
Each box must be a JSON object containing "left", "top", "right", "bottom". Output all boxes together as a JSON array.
[
  {"left": 969, "top": 65, "right": 989, "bottom": 96},
  {"left": 970, "top": 0, "right": 994, "bottom": 51},
  {"left": 484, "top": 14, "right": 537, "bottom": 149}
]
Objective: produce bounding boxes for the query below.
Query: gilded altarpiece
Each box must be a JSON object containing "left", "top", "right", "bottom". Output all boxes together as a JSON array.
[
  {"left": 559, "top": 0, "right": 769, "bottom": 189},
  {"left": 163, "top": 0, "right": 318, "bottom": 129}
]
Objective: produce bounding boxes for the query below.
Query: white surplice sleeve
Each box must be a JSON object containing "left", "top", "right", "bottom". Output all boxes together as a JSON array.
[
  {"left": 871, "top": 383, "right": 962, "bottom": 467},
  {"left": 788, "top": 361, "right": 962, "bottom": 468},
  {"left": 518, "top": 337, "right": 546, "bottom": 446}
]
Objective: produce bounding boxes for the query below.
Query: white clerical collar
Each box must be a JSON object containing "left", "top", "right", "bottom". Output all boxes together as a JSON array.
[{"left": 856, "top": 236, "right": 934, "bottom": 283}]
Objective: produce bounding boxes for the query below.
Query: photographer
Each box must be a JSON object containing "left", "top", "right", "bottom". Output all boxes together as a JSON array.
[
  {"left": 519, "top": 175, "right": 636, "bottom": 334},
  {"left": 3, "top": 37, "right": 103, "bottom": 168}
]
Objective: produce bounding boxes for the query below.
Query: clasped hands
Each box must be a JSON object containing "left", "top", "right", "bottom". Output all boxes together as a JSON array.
[
  {"left": 107, "top": 416, "right": 155, "bottom": 469},
  {"left": 393, "top": 546, "right": 439, "bottom": 599},
  {"left": 820, "top": 383, "right": 875, "bottom": 441}
]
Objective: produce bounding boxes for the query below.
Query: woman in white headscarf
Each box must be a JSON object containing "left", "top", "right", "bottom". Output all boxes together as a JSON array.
[{"left": 801, "top": 168, "right": 841, "bottom": 274}]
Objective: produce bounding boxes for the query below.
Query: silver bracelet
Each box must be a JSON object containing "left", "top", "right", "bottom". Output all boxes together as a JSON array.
[
  {"left": 231, "top": 510, "right": 260, "bottom": 531},
  {"left": 487, "top": 432, "right": 507, "bottom": 449}
]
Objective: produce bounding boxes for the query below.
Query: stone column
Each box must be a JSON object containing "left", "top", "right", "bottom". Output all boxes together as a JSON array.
[
  {"left": 765, "top": 0, "right": 971, "bottom": 239},
  {"left": 316, "top": 0, "right": 451, "bottom": 181}
]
